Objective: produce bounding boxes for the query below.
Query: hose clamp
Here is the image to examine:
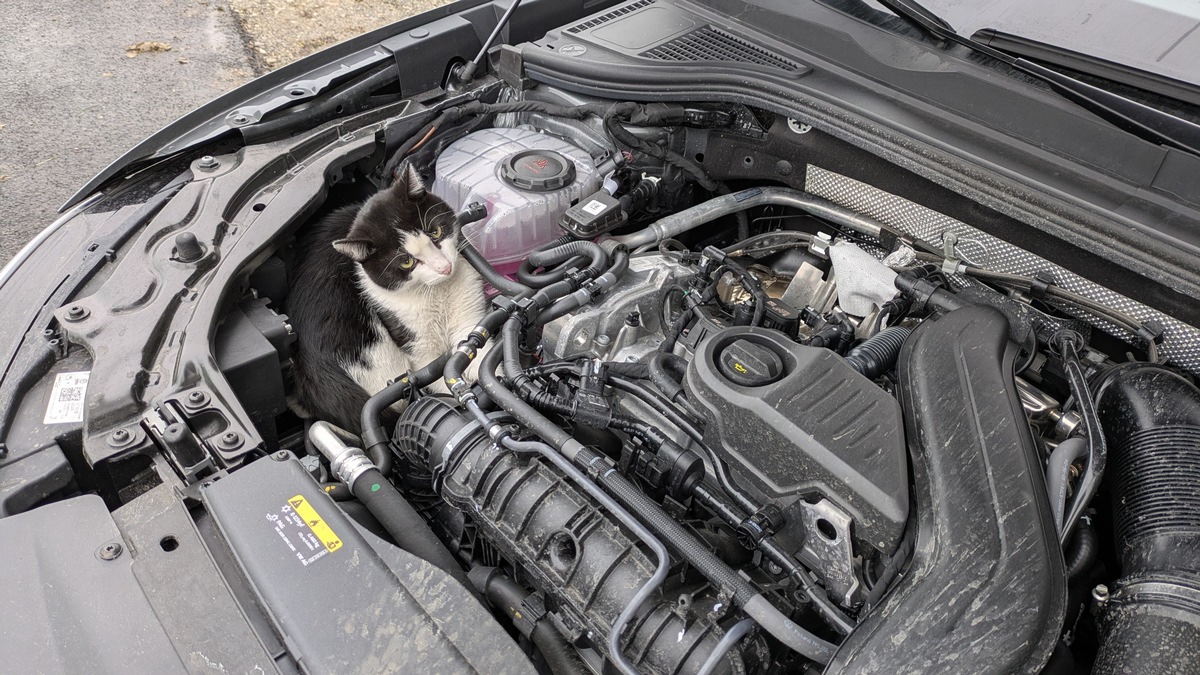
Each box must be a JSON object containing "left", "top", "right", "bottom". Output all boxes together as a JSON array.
[{"left": 333, "top": 451, "right": 374, "bottom": 492}]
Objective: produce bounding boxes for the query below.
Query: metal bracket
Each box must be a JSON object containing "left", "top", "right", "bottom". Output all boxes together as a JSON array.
[{"left": 797, "top": 498, "right": 864, "bottom": 607}]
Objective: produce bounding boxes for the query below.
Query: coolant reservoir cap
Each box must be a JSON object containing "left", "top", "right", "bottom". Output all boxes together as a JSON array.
[
  {"left": 500, "top": 149, "right": 576, "bottom": 192},
  {"left": 717, "top": 339, "right": 785, "bottom": 387}
]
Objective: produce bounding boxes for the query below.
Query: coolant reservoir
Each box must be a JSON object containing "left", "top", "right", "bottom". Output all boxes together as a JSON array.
[{"left": 432, "top": 127, "right": 599, "bottom": 269}]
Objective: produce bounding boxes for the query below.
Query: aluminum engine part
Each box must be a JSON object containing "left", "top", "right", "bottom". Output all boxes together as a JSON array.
[{"left": 543, "top": 253, "right": 691, "bottom": 363}]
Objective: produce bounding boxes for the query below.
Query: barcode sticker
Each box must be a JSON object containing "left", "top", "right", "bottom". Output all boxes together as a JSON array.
[
  {"left": 44, "top": 371, "right": 90, "bottom": 424},
  {"left": 581, "top": 199, "right": 607, "bottom": 215}
]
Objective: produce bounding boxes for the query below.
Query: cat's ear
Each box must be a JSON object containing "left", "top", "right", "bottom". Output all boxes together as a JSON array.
[
  {"left": 332, "top": 237, "right": 376, "bottom": 262},
  {"left": 396, "top": 163, "right": 426, "bottom": 200}
]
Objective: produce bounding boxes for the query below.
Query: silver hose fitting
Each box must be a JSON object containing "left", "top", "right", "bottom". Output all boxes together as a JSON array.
[{"left": 308, "top": 421, "right": 374, "bottom": 491}]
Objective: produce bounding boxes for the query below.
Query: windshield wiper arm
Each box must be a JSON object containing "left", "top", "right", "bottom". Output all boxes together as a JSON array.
[{"left": 876, "top": 0, "right": 1200, "bottom": 157}]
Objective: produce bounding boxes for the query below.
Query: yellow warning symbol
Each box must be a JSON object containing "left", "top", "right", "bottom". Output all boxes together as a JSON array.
[{"left": 288, "top": 494, "right": 342, "bottom": 553}]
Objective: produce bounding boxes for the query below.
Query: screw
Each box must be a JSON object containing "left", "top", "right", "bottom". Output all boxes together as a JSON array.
[
  {"left": 186, "top": 390, "right": 209, "bottom": 408},
  {"left": 98, "top": 542, "right": 123, "bottom": 560},
  {"left": 109, "top": 428, "right": 131, "bottom": 445},
  {"left": 65, "top": 305, "right": 88, "bottom": 322},
  {"left": 272, "top": 450, "right": 290, "bottom": 462},
  {"left": 1092, "top": 584, "right": 1111, "bottom": 605},
  {"left": 594, "top": 334, "right": 611, "bottom": 347},
  {"left": 197, "top": 155, "right": 219, "bottom": 170},
  {"left": 217, "top": 431, "right": 242, "bottom": 449},
  {"left": 232, "top": 114, "right": 249, "bottom": 125}
]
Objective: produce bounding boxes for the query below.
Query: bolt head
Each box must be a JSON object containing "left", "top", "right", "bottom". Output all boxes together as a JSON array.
[
  {"left": 1092, "top": 584, "right": 1111, "bottom": 603},
  {"left": 98, "top": 542, "right": 123, "bottom": 560},
  {"left": 112, "top": 429, "right": 129, "bottom": 440},
  {"left": 65, "top": 305, "right": 88, "bottom": 321},
  {"left": 232, "top": 115, "right": 249, "bottom": 125},
  {"left": 272, "top": 450, "right": 290, "bottom": 462},
  {"left": 594, "top": 334, "right": 611, "bottom": 347},
  {"left": 197, "top": 155, "right": 219, "bottom": 170}
]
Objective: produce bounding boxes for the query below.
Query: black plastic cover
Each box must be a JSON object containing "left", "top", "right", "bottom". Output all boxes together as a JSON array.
[
  {"left": 559, "top": 189, "right": 627, "bottom": 237},
  {"left": 202, "top": 455, "right": 531, "bottom": 674},
  {"left": 685, "top": 326, "right": 908, "bottom": 551},
  {"left": 0, "top": 496, "right": 185, "bottom": 672},
  {"left": 830, "top": 305, "right": 1065, "bottom": 673}
]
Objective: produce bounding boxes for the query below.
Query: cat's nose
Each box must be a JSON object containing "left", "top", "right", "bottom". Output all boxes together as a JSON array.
[{"left": 429, "top": 257, "right": 452, "bottom": 275}]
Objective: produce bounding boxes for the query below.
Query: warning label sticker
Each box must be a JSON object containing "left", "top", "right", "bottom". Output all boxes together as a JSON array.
[
  {"left": 581, "top": 199, "right": 607, "bottom": 216},
  {"left": 44, "top": 371, "right": 90, "bottom": 424},
  {"left": 267, "top": 494, "right": 343, "bottom": 566}
]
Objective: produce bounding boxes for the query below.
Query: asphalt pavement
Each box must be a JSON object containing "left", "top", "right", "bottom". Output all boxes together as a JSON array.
[{"left": 0, "top": 0, "right": 256, "bottom": 267}]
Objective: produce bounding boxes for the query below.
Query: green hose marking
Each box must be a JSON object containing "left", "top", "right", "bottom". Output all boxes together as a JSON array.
[{"left": 371, "top": 483, "right": 381, "bottom": 492}]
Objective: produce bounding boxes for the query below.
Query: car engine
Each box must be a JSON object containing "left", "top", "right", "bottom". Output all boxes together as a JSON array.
[{"left": 8, "top": 7, "right": 1200, "bottom": 672}]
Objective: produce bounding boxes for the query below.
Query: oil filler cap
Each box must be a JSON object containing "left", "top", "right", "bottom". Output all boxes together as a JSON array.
[
  {"left": 500, "top": 149, "right": 576, "bottom": 192},
  {"left": 717, "top": 339, "right": 784, "bottom": 387}
]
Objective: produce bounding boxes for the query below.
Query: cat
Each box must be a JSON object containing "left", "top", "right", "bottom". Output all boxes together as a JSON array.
[{"left": 287, "top": 164, "right": 486, "bottom": 434}]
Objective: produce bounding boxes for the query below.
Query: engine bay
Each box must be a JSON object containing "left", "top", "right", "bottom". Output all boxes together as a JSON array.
[{"left": 5, "top": 4, "right": 1200, "bottom": 672}]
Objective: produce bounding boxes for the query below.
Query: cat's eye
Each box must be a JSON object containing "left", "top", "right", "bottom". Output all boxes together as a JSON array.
[
  {"left": 429, "top": 225, "right": 444, "bottom": 240},
  {"left": 399, "top": 255, "right": 415, "bottom": 270}
]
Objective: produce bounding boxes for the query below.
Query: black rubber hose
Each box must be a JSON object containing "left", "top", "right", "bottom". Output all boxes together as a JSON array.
[
  {"left": 471, "top": 568, "right": 588, "bottom": 675},
  {"left": 517, "top": 255, "right": 589, "bottom": 288},
  {"left": 360, "top": 353, "right": 450, "bottom": 477},
  {"left": 351, "top": 466, "right": 470, "bottom": 588},
  {"left": 535, "top": 248, "right": 630, "bottom": 325},
  {"left": 319, "top": 482, "right": 354, "bottom": 502},
  {"left": 461, "top": 241, "right": 531, "bottom": 297},
  {"left": 480, "top": 346, "right": 575, "bottom": 450},
  {"left": 527, "top": 240, "right": 608, "bottom": 279},
  {"left": 1054, "top": 331, "right": 1107, "bottom": 544},
  {"left": 843, "top": 326, "right": 912, "bottom": 380},
  {"left": 1065, "top": 520, "right": 1098, "bottom": 579},
  {"left": 647, "top": 353, "right": 690, "bottom": 405}
]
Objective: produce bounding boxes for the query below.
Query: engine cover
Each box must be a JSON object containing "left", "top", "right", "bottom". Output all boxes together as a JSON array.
[{"left": 685, "top": 327, "right": 908, "bottom": 552}]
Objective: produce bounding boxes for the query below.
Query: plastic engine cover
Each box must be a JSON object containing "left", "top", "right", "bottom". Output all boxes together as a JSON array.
[
  {"left": 432, "top": 127, "right": 598, "bottom": 268},
  {"left": 684, "top": 326, "right": 908, "bottom": 552}
]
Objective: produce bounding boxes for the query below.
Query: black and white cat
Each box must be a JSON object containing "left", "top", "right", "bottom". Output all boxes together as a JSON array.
[{"left": 288, "top": 165, "right": 486, "bottom": 433}]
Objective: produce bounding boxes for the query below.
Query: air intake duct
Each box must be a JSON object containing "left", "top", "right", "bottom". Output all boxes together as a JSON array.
[{"left": 1093, "top": 364, "right": 1200, "bottom": 675}]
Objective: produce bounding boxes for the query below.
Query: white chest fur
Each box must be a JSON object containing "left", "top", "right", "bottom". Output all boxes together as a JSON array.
[{"left": 345, "top": 264, "right": 486, "bottom": 396}]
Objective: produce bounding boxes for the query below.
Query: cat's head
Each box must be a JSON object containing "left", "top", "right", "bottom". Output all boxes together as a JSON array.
[{"left": 332, "top": 164, "right": 461, "bottom": 289}]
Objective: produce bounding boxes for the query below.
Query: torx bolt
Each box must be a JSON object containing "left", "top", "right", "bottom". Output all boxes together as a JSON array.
[
  {"left": 218, "top": 431, "right": 242, "bottom": 449},
  {"left": 65, "top": 305, "right": 88, "bottom": 321},
  {"left": 232, "top": 114, "right": 249, "bottom": 125},
  {"left": 98, "top": 542, "right": 123, "bottom": 560},
  {"left": 187, "top": 391, "right": 205, "bottom": 403},
  {"left": 197, "top": 155, "right": 220, "bottom": 171},
  {"left": 272, "top": 450, "right": 290, "bottom": 462},
  {"left": 111, "top": 429, "right": 130, "bottom": 442}
]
